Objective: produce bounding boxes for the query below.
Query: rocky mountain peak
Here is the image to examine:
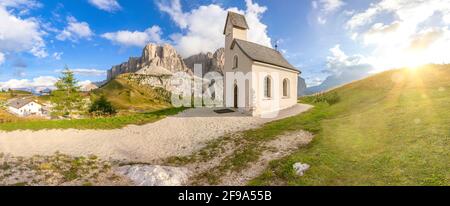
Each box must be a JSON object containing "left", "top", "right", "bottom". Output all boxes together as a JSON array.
[
  {"left": 107, "top": 43, "right": 189, "bottom": 80},
  {"left": 184, "top": 48, "right": 225, "bottom": 76},
  {"left": 142, "top": 44, "right": 179, "bottom": 62},
  {"left": 106, "top": 43, "right": 225, "bottom": 81}
]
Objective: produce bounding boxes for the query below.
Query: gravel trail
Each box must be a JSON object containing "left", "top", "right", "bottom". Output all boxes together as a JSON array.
[{"left": 0, "top": 104, "right": 312, "bottom": 163}]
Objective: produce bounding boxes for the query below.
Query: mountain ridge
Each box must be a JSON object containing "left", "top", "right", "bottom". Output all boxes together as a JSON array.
[{"left": 107, "top": 44, "right": 225, "bottom": 81}]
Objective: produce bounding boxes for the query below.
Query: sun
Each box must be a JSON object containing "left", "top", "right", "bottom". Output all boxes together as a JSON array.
[
  {"left": 406, "top": 65, "right": 422, "bottom": 71},
  {"left": 387, "top": 50, "right": 428, "bottom": 70}
]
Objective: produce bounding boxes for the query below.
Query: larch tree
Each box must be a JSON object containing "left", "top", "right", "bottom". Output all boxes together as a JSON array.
[{"left": 51, "top": 66, "right": 83, "bottom": 117}]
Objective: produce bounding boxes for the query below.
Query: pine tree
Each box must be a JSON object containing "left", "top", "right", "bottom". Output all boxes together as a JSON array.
[
  {"left": 51, "top": 66, "right": 83, "bottom": 117},
  {"left": 89, "top": 95, "right": 116, "bottom": 116},
  {"left": 8, "top": 88, "right": 15, "bottom": 98}
]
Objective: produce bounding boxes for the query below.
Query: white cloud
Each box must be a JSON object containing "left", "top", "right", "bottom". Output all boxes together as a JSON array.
[
  {"left": 157, "top": 0, "right": 272, "bottom": 57},
  {"left": 0, "top": 5, "right": 47, "bottom": 58},
  {"left": 102, "top": 26, "right": 164, "bottom": 47},
  {"left": 88, "top": 0, "right": 121, "bottom": 12},
  {"left": 157, "top": 0, "right": 187, "bottom": 28},
  {"left": 57, "top": 16, "right": 94, "bottom": 42},
  {"left": 0, "top": 0, "right": 40, "bottom": 8},
  {"left": 166, "top": 4, "right": 228, "bottom": 57},
  {"left": 0, "top": 75, "right": 99, "bottom": 91},
  {"left": 0, "top": 76, "right": 58, "bottom": 90},
  {"left": 244, "top": 0, "right": 272, "bottom": 48},
  {"left": 306, "top": 77, "right": 326, "bottom": 87},
  {"left": 14, "top": 70, "right": 26, "bottom": 77},
  {"left": 78, "top": 80, "right": 92, "bottom": 86},
  {"left": 347, "top": 0, "right": 450, "bottom": 31},
  {"left": 326, "top": 44, "right": 372, "bottom": 75},
  {"left": 346, "top": 6, "right": 381, "bottom": 30},
  {"left": 52, "top": 52, "right": 63, "bottom": 60},
  {"left": 312, "top": 0, "right": 345, "bottom": 24},
  {"left": 0, "top": 0, "right": 41, "bottom": 14},
  {"left": 54, "top": 68, "right": 106, "bottom": 76},
  {"left": 346, "top": 0, "right": 450, "bottom": 70},
  {"left": 320, "top": 0, "right": 345, "bottom": 13},
  {"left": 307, "top": 44, "right": 374, "bottom": 92},
  {"left": 0, "top": 52, "right": 5, "bottom": 65},
  {"left": 408, "top": 28, "right": 445, "bottom": 51},
  {"left": 78, "top": 80, "right": 93, "bottom": 88},
  {"left": 312, "top": 1, "right": 318, "bottom": 9}
]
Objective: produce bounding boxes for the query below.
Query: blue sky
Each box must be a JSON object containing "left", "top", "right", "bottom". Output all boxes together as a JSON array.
[{"left": 1, "top": 0, "right": 449, "bottom": 90}]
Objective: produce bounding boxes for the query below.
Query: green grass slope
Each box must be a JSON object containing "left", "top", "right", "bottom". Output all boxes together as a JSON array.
[
  {"left": 0, "top": 107, "right": 184, "bottom": 131},
  {"left": 0, "top": 74, "right": 181, "bottom": 131},
  {"left": 249, "top": 65, "right": 449, "bottom": 186},
  {"left": 92, "top": 74, "right": 172, "bottom": 112}
]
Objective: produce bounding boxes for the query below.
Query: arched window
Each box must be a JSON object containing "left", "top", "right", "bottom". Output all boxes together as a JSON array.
[
  {"left": 283, "top": 78, "right": 290, "bottom": 97},
  {"left": 264, "top": 76, "right": 272, "bottom": 98},
  {"left": 233, "top": 55, "right": 238, "bottom": 69}
]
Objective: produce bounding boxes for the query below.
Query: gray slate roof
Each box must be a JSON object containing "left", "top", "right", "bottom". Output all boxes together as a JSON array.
[
  {"left": 7, "top": 98, "right": 36, "bottom": 109},
  {"left": 223, "top": 11, "right": 249, "bottom": 34},
  {"left": 232, "top": 39, "right": 300, "bottom": 73}
]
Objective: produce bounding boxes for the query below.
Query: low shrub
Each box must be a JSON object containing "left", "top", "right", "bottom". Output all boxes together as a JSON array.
[
  {"left": 89, "top": 96, "right": 117, "bottom": 116},
  {"left": 302, "top": 92, "right": 340, "bottom": 105}
]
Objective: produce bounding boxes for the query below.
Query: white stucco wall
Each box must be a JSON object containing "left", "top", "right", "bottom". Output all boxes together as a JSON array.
[
  {"left": 223, "top": 15, "right": 300, "bottom": 117},
  {"left": 251, "top": 62, "right": 299, "bottom": 116},
  {"left": 224, "top": 43, "right": 299, "bottom": 116},
  {"left": 224, "top": 34, "right": 253, "bottom": 111},
  {"left": 8, "top": 101, "right": 43, "bottom": 117},
  {"left": 7, "top": 106, "right": 21, "bottom": 116}
]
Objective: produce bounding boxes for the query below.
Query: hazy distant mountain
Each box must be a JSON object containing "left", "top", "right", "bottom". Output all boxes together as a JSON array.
[
  {"left": 298, "top": 77, "right": 307, "bottom": 96},
  {"left": 306, "top": 67, "right": 372, "bottom": 95}
]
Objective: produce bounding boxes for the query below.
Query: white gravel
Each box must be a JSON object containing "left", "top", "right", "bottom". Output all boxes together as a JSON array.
[{"left": 0, "top": 104, "right": 312, "bottom": 163}]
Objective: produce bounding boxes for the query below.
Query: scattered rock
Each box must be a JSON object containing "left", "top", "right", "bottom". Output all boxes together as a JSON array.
[
  {"left": 116, "top": 165, "right": 190, "bottom": 186},
  {"left": 0, "top": 153, "right": 130, "bottom": 186},
  {"left": 293, "top": 162, "right": 310, "bottom": 176}
]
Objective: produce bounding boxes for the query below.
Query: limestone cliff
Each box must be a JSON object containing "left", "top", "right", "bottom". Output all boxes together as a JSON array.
[
  {"left": 107, "top": 44, "right": 191, "bottom": 80},
  {"left": 105, "top": 44, "right": 224, "bottom": 98},
  {"left": 106, "top": 44, "right": 225, "bottom": 81},
  {"left": 184, "top": 48, "right": 225, "bottom": 76}
]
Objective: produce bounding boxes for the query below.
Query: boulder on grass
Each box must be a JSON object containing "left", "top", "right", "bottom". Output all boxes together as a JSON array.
[
  {"left": 116, "top": 165, "right": 190, "bottom": 186},
  {"left": 293, "top": 162, "right": 310, "bottom": 176}
]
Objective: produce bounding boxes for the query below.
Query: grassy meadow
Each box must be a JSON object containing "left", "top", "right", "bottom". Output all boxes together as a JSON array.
[
  {"left": 0, "top": 107, "right": 184, "bottom": 131},
  {"left": 245, "top": 65, "right": 450, "bottom": 185},
  {"left": 91, "top": 74, "right": 172, "bottom": 111},
  {"left": 0, "top": 74, "right": 179, "bottom": 131}
]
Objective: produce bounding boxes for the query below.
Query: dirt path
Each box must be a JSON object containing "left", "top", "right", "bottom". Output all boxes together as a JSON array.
[
  {"left": 0, "top": 104, "right": 312, "bottom": 163},
  {"left": 219, "top": 130, "right": 313, "bottom": 186},
  {"left": 181, "top": 129, "right": 314, "bottom": 186}
]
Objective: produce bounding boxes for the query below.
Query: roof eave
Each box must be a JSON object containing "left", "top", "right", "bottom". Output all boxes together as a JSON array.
[
  {"left": 7, "top": 100, "right": 38, "bottom": 109},
  {"left": 253, "top": 61, "right": 300, "bottom": 74},
  {"left": 233, "top": 40, "right": 300, "bottom": 73}
]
